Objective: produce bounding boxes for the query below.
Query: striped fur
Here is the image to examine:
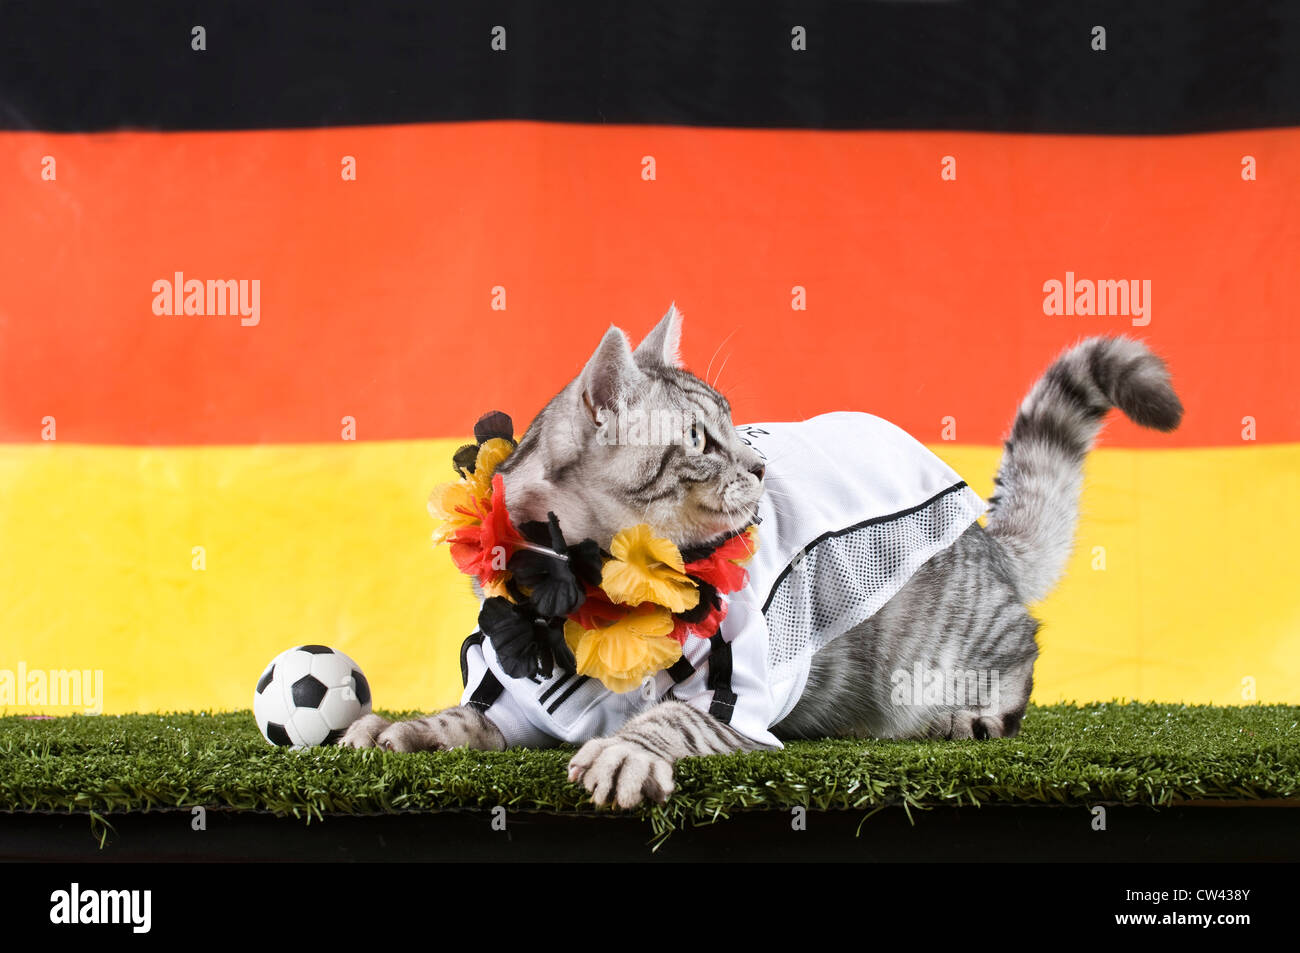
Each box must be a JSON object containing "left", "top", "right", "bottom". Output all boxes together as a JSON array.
[
  {"left": 985, "top": 336, "right": 1183, "bottom": 603},
  {"left": 342, "top": 708, "right": 505, "bottom": 752},
  {"left": 344, "top": 318, "right": 1183, "bottom": 809},
  {"left": 774, "top": 524, "right": 1040, "bottom": 741},
  {"left": 568, "top": 701, "right": 757, "bottom": 807}
]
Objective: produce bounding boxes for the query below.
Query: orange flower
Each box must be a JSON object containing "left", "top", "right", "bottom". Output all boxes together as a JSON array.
[
  {"left": 428, "top": 437, "right": 516, "bottom": 546},
  {"left": 428, "top": 481, "right": 481, "bottom": 545},
  {"left": 481, "top": 573, "right": 513, "bottom": 601}
]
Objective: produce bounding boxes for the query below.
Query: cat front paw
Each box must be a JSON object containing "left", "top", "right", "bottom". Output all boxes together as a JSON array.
[
  {"left": 375, "top": 716, "right": 466, "bottom": 752},
  {"left": 568, "top": 736, "right": 675, "bottom": 809},
  {"left": 338, "top": 713, "right": 392, "bottom": 748},
  {"left": 364, "top": 707, "right": 506, "bottom": 753}
]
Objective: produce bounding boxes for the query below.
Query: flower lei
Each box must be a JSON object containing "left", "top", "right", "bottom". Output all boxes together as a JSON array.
[{"left": 429, "top": 411, "right": 759, "bottom": 694}]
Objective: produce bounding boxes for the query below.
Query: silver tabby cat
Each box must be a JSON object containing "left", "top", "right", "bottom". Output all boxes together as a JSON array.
[{"left": 342, "top": 306, "right": 1183, "bottom": 808}]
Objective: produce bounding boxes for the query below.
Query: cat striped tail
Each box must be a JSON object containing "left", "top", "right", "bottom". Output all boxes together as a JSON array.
[{"left": 985, "top": 336, "right": 1183, "bottom": 603}]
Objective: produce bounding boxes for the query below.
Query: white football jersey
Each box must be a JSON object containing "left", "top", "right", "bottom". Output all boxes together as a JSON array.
[{"left": 460, "top": 412, "right": 987, "bottom": 749}]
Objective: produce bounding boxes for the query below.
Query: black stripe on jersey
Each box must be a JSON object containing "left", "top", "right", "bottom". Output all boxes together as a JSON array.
[
  {"left": 547, "top": 676, "right": 590, "bottom": 714},
  {"left": 706, "top": 634, "right": 736, "bottom": 723},
  {"left": 459, "top": 631, "right": 485, "bottom": 688},
  {"left": 666, "top": 656, "right": 696, "bottom": 683},
  {"left": 538, "top": 674, "right": 572, "bottom": 704},
  {"left": 466, "top": 671, "right": 505, "bottom": 712}
]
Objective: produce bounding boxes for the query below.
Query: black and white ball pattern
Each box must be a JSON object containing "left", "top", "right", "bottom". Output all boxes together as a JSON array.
[{"left": 253, "top": 645, "right": 372, "bottom": 748}]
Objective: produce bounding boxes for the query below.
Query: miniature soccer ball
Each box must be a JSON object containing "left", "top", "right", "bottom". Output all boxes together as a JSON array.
[{"left": 253, "top": 645, "right": 372, "bottom": 748}]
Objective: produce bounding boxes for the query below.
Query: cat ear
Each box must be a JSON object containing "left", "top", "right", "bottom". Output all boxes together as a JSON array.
[
  {"left": 578, "top": 325, "right": 641, "bottom": 425},
  {"left": 633, "top": 303, "right": 684, "bottom": 369}
]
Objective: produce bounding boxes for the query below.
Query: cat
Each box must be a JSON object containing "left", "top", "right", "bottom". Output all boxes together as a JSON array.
[{"left": 342, "top": 305, "right": 1183, "bottom": 809}]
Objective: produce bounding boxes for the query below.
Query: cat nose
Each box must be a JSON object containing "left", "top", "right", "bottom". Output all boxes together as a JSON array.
[{"left": 749, "top": 463, "right": 765, "bottom": 481}]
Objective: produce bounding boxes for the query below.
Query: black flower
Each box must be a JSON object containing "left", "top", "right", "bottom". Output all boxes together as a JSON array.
[
  {"left": 454, "top": 411, "right": 517, "bottom": 477},
  {"left": 452, "top": 443, "right": 480, "bottom": 478},
  {"left": 478, "top": 597, "right": 575, "bottom": 680},
  {"left": 510, "top": 513, "right": 602, "bottom": 617},
  {"left": 474, "top": 411, "right": 515, "bottom": 445}
]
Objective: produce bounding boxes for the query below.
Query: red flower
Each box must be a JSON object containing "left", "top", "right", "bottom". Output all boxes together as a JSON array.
[
  {"left": 570, "top": 585, "right": 625, "bottom": 630},
  {"left": 687, "top": 599, "right": 730, "bottom": 640},
  {"left": 664, "top": 597, "right": 731, "bottom": 644},
  {"left": 449, "top": 474, "right": 521, "bottom": 584},
  {"left": 684, "top": 530, "right": 756, "bottom": 594}
]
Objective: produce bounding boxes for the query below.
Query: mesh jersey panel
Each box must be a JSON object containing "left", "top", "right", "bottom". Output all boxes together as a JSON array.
[{"left": 763, "top": 486, "right": 977, "bottom": 687}]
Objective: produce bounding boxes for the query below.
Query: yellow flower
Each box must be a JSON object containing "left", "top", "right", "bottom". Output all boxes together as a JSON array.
[
  {"left": 563, "top": 606, "right": 682, "bottom": 693},
  {"left": 466, "top": 438, "right": 514, "bottom": 502},
  {"left": 428, "top": 481, "right": 481, "bottom": 545},
  {"left": 427, "top": 437, "right": 515, "bottom": 546},
  {"left": 600, "top": 524, "right": 700, "bottom": 613}
]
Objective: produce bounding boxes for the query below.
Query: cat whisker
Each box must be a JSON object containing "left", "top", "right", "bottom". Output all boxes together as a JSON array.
[
  {"left": 711, "top": 352, "right": 733, "bottom": 391},
  {"left": 757, "top": 489, "right": 799, "bottom": 507},
  {"left": 748, "top": 452, "right": 799, "bottom": 472},
  {"left": 704, "top": 330, "right": 738, "bottom": 388}
]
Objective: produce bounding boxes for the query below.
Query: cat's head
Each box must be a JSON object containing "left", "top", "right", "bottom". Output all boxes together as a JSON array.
[{"left": 497, "top": 305, "right": 765, "bottom": 550}]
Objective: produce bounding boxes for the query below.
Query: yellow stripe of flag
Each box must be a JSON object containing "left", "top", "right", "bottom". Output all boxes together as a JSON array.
[{"left": 0, "top": 441, "right": 1295, "bottom": 714}]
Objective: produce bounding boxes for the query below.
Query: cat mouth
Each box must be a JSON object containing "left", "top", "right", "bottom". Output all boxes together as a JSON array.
[
  {"left": 696, "top": 502, "right": 758, "bottom": 534},
  {"left": 685, "top": 513, "right": 759, "bottom": 555},
  {"left": 697, "top": 502, "right": 750, "bottom": 518}
]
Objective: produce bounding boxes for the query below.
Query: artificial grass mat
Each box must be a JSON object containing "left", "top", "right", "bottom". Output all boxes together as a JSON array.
[{"left": 2, "top": 703, "right": 1297, "bottom": 841}]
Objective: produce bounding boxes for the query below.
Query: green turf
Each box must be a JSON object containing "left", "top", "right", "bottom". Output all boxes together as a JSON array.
[{"left": 2, "top": 703, "right": 1297, "bottom": 841}]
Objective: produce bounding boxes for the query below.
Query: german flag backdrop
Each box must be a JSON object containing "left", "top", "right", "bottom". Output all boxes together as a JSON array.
[{"left": 2, "top": 2, "right": 1297, "bottom": 715}]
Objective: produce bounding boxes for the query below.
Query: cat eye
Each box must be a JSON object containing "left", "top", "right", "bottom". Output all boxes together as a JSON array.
[{"left": 685, "top": 422, "right": 708, "bottom": 455}]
